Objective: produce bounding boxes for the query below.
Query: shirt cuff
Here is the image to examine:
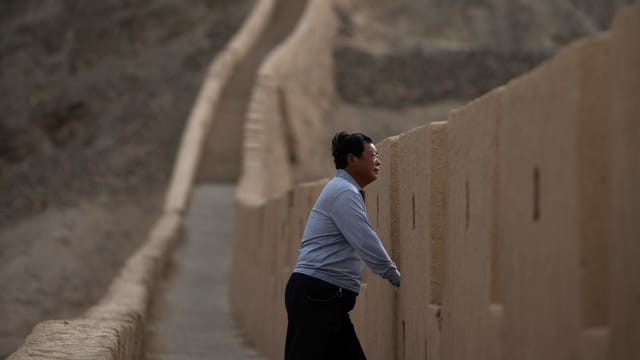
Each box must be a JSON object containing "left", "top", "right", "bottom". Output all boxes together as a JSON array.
[{"left": 383, "top": 268, "right": 401, "bottom": 287}]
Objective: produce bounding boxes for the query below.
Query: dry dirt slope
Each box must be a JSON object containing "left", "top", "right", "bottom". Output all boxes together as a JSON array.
[
  {"left": 0, "top": 0, "right": 254, "bottom": 356},
  {"left": 332, "top": 0, "right": 637, "bottom": 108}
]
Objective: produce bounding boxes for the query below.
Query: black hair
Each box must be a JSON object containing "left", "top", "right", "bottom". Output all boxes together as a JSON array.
[{"left": 331, "top": 131, "right": 373, "bottom": 169}]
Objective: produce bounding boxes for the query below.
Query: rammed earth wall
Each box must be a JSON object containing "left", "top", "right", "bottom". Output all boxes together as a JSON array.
[{"left": 231, "top": 3, "right": 640, "bottom": 359}]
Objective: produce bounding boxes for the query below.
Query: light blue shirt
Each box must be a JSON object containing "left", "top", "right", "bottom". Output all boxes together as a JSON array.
[{"left": 293, "top": 169, "right": 399, "bottom": 293}]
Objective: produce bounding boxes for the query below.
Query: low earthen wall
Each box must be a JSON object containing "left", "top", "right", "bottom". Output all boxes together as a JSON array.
[
  {"left": 230, "top": 4, "right": 640, "bottom": 359},
  {"left": 8, "top": 1, "right": 277, "bottom": 358}
]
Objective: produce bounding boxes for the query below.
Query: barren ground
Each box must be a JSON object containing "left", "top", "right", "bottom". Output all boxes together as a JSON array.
[{"left": 0, "top": 0, "right": 254, "bottom": 355}]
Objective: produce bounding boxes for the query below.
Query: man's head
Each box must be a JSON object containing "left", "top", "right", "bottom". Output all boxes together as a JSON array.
[{"left": 332, "top": 131, "right": 381, "bottom": 188}]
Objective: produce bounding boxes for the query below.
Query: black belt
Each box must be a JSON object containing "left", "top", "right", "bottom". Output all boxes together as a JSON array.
[{"left": 290, "top": 272, "right": 358, "bottom": 299}]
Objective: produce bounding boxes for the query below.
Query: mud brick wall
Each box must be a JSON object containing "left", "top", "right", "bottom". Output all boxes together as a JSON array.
[{"left": 231, "top": 4, "right": 640, "bottom": 359}]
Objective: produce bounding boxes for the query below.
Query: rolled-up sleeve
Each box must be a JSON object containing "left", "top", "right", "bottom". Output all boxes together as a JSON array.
[{"left": 330, "top": 190, "right": 398, "bottom": 278}]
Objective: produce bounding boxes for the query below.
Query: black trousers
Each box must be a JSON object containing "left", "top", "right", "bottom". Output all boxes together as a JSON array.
[{"left": 284, "top": 272, "right": 366, "bottom": 360}]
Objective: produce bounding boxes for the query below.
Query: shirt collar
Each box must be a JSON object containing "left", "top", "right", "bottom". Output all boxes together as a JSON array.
[{"left": 336, "top": 169, "right": 363, "bottom": 191}]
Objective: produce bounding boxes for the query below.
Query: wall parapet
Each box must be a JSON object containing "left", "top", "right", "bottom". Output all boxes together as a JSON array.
[
  {"left": 164, "top": 0, "right": 276, "bottom": 214},
  {"left": 236, "top": 0, "right": 337, "bottom": 205}
]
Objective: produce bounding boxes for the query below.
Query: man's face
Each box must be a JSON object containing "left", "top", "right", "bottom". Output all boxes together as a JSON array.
[{"left": 348, "top": 142, "right": 381, "bottom": 188}]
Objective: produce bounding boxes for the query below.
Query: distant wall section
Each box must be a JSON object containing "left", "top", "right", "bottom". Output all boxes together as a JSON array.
[{"left": 236, "top": 0, "right": 337, "bottom": 206}]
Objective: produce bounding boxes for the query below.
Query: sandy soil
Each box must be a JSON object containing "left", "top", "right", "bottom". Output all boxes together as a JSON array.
[{"left": 0, "top": 190, "right": 162, "bottom": 354}]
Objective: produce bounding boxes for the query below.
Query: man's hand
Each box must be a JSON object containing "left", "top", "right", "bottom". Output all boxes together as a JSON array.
[{"left": 383, "top": 268, "right": 401, "bottom": 287}]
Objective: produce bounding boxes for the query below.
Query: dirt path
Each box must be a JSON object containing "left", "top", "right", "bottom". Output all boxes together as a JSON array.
[
  {"left": 144, "top": 1, "right": 307, "bottom": 358},
  {"left": 144, "top": 185, "right": 266, "bottom": 360}
]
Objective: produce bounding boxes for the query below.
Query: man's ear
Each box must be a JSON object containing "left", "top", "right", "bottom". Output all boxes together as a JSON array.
[{"left": 346, "top": 153, "right": 356, "bottom": 167}]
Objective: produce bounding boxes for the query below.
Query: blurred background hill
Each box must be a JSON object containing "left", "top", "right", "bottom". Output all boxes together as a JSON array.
[
  {"left": 0, "top": 0, "right": 635, "bottom": 356},
  {"left": 333, "top": 0, "right": 635, "bottom": 107},
  {"left": 0, "top": 0, "right": 254, "bottom": 227}
]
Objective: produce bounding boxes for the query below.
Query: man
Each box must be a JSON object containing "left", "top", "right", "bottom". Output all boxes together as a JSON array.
[{"left": 284, "top": 131, "right": 401, "bottom": 360}]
